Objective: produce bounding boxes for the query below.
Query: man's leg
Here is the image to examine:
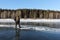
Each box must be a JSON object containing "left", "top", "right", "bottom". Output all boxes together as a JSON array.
[
  {"left": 15, "top": 22, "right": 17, "bottom": 30},
  {"left": 19, "top": 21, "right": 21, "bottom": 28}
]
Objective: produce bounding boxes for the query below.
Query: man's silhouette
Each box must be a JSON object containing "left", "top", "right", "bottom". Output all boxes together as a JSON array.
[{"left": 14, "top": 16, "right": 21, "bottom": 28}]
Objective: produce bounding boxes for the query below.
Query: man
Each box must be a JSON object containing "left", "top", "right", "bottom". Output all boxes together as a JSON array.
[{"left": 14, "top": 16, "right": 21, "bottom": 28}]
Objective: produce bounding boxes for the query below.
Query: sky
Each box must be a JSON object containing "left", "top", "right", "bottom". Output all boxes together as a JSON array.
[{"left": 0, "top": 0, "right": 60, "bottom": 10}]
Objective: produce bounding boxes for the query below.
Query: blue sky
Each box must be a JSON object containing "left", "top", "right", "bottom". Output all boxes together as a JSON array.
[{"left": 0, "top": 0, "right": 60, "bottom": 10}]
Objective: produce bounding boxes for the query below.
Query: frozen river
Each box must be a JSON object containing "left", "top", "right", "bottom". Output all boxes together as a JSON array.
[
  {"left": 0, "top": 19, "right": 60, "bottom": 40},
  {"left": 0, "top": 25, "right": 60, "bottom": 40}
]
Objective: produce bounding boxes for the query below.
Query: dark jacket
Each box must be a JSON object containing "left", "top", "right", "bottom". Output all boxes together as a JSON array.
[{"left": 14, "top": 16, "right": 20, "bottom": 24}]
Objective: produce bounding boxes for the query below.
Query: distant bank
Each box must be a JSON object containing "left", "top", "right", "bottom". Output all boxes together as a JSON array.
[{"left": 0, "top": 9, "right": 60, "bottom": 19}]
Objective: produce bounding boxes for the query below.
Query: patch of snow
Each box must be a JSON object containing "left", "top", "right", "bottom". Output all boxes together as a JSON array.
[
  {"left": 20, "top": 19, "right": 60, "bottom": 23},
  {"left": 0, "top": 19, "right": 14, "bottom": 23},
  {"left": 0, "top": 25, "right": 15, "bottom": 28},
  {"left": 0, "top": 19, "right": 60, "bottom": 23},
  {"left": 21, "top": 25, "right": 60, "bottom": 32}
]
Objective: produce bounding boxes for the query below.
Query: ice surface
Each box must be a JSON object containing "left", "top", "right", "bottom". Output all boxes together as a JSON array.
[
  {"left": 21, "top": 25, "right": 60, "bottom": 33},
  {"left": 0, "top": 24, "right": 60, "bottom": 33},
  {"left": 0, "top": 19, "right": 60, "bottom": 32}
]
